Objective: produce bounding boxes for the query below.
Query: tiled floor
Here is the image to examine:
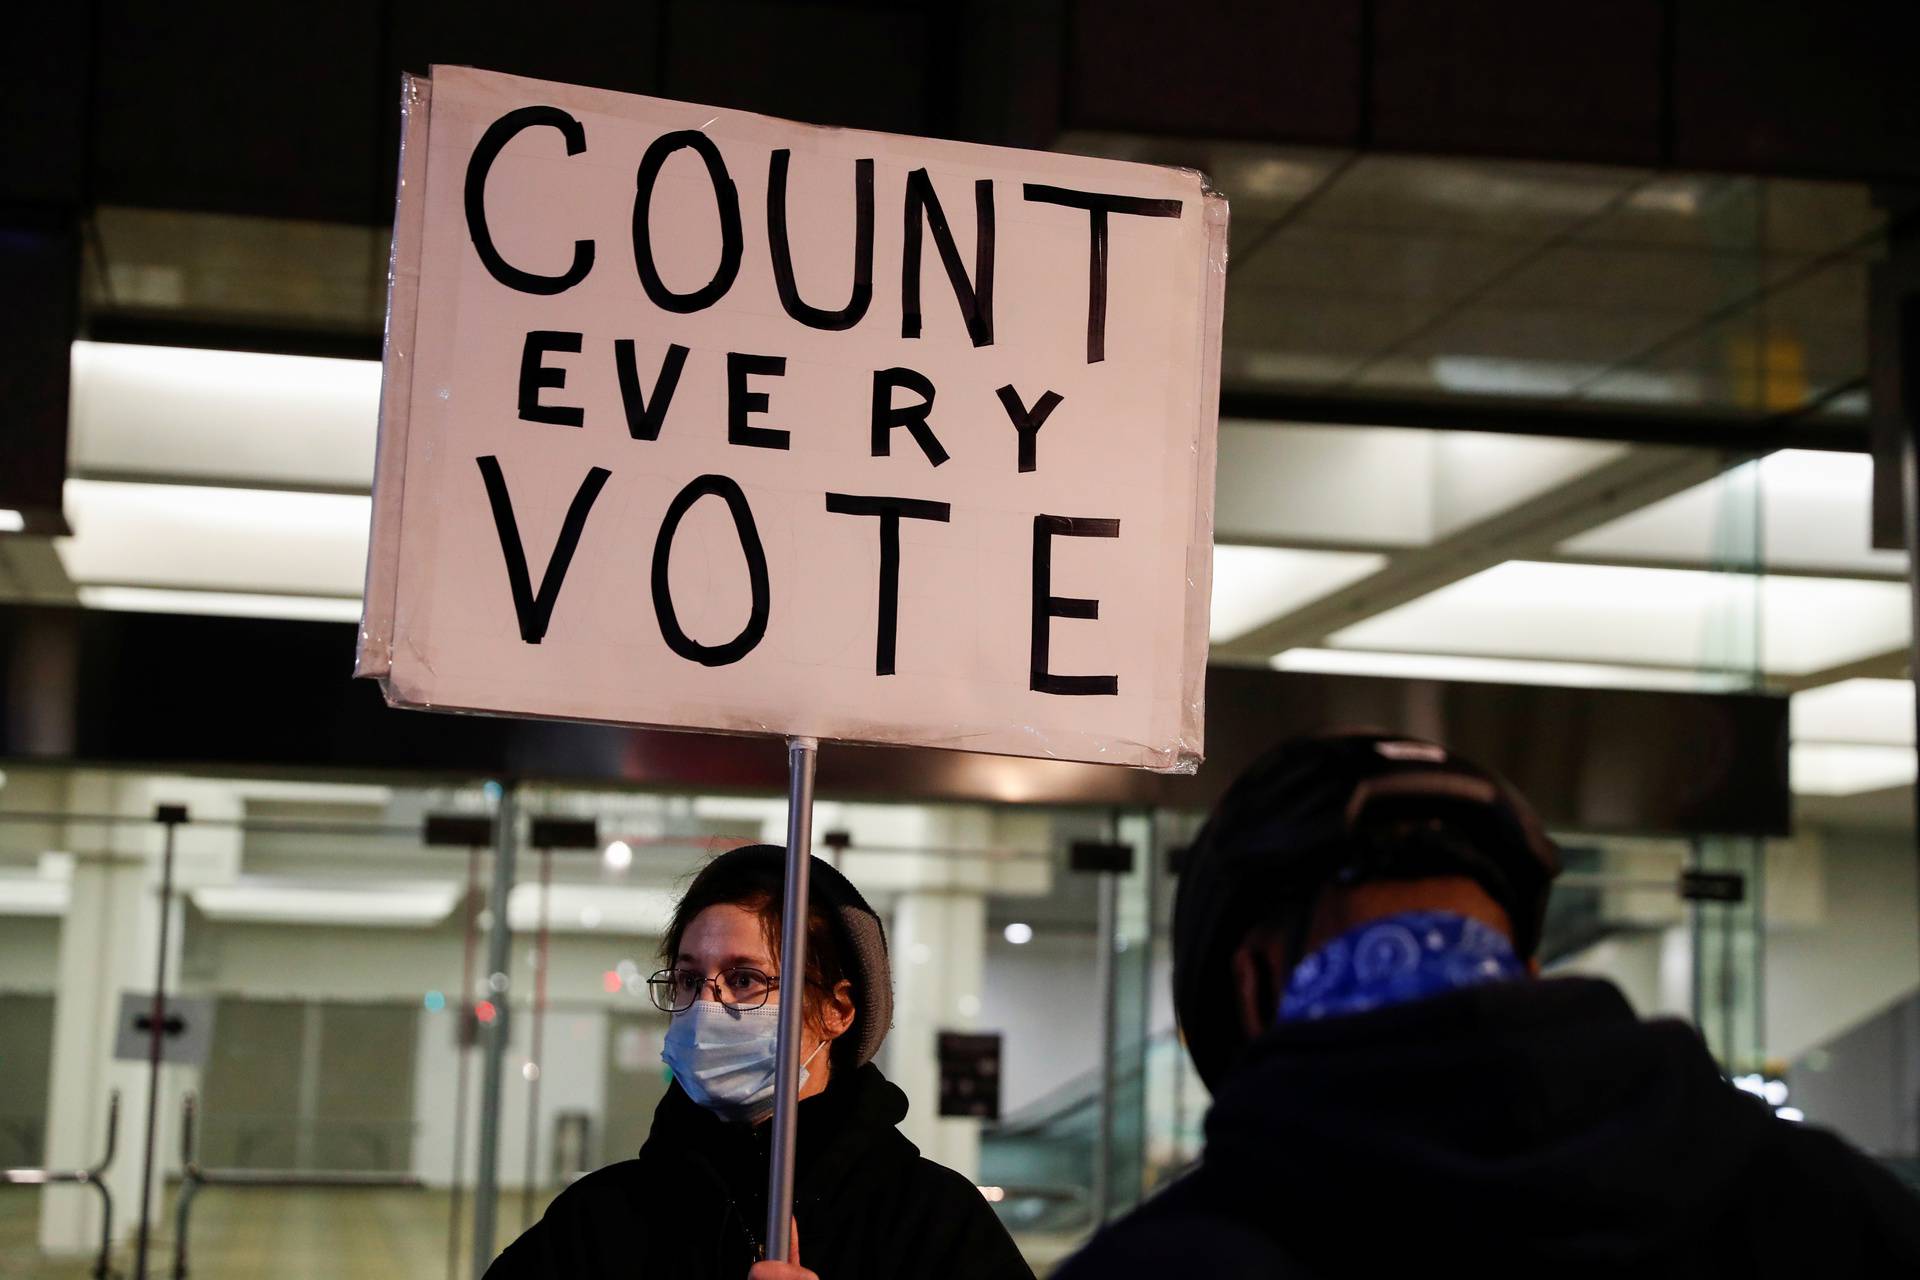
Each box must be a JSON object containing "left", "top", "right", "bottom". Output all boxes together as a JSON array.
[
  {"left": 1, "top": 1186, "right": 1081, "bottom": 1277},
  {"left": 1, "top": 1184, "right": 486, "bottom": 1279}
]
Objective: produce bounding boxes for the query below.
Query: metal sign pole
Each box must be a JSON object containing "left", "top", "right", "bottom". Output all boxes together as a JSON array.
[
  {"left": 134, "top": 804, "right": 186, "bottom": 1280},
  {"left": 447, "top": 844, "right": 480, "bottom": 1280},
  {"left": 764, "top": 736, "right": 818, "bottom": 1263},
  {"left": 471, "top": 785, "right": 518, "bottom": 1277}
]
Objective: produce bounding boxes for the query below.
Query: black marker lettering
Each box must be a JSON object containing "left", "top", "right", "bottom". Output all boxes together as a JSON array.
[
  {"left": 1022, "top": 185, "right": 1182, "bottom": 363},
  {"left": 465, "top": 106, "right": 594, "bottom": 296},
  {"left": 994, "top": 385, "right": 1063, "bottom": 473},
  {"left": 476, "top": 455, "right": 611, "bottom": 644},
  {"left": 517, "top": 331, "right": 585, "bottom": 427},
  {"left": 614, "top": 340, "right": 689, "bottom": 441},
  {"left": 1030, "top": 514, "right": 1121, "bottom": 695},
  {"left": 633, "top": 131, "right": 743, "bottom": 313},
  {"left": 901, "top": 169, "right": 994, "bottom": 347},
  {"left": 824, "top": 493, "right": 953, "bottom": 676},
  {"left": 768, "top": 150, "right": 875, "bottom": 331},
  {"left": 870, "top": 367, "right": 949, "bottom": 467},
  {"left": 727, "top": 353, "right": 790, "bottom": 450},
  {"left": 651, "top": 475, "right": 770, "bottom": 667}
]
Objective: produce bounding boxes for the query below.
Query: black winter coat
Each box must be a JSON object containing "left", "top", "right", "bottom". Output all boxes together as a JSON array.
[
  {"left": 486, "top": 1063, "right": 1033, "bottom": 1280},
  {"left": 1058, "top": 978, "right": 1920, "bottom": 1279}
]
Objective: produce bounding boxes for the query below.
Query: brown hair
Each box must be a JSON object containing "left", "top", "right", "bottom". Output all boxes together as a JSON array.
[{"left": 662, "top": 852, "right": 857, "bottom": 1071}]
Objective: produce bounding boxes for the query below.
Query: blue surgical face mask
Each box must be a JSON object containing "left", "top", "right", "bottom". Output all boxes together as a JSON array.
[{"left": 661, "top": 999, "right": 826, "bottom": 1124}]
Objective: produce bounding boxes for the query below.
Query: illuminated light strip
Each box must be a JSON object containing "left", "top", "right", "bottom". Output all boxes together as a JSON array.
[
  {"left": 192, "top": 881, "right": 461, "bottom": 927},
  {"left": 77, "top": 586, "right": 363, "bottom": 624},
  {"left": 1788, "top": 743, "right": 1918, "bottom": 798},
  {"left": 1272, "top": 648, "right": 1739, "bottom": 693}
]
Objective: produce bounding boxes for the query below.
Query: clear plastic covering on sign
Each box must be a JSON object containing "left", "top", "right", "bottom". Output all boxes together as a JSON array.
[{"left": 357, "top": 66, "right": 1227, "bottom": 774}]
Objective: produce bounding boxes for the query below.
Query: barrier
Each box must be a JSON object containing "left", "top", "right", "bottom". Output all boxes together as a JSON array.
[{"left": 2, "top": 1090, "right": 120, "bottom": 1280}]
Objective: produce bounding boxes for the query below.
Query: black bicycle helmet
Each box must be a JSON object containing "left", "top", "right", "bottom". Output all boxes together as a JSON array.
[{"left": 1173, "top": 730, "right": 1561, "bottom": 1090}]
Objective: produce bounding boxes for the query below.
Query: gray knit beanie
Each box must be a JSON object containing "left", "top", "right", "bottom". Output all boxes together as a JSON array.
[{"left": 692, "top": 844, "right": 894, "bottom": 1067}]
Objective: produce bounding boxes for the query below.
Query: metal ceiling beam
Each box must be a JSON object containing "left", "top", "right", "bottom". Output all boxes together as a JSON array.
[{"left": 1775, "top": 646, "right": 1909, "bottom": 693}]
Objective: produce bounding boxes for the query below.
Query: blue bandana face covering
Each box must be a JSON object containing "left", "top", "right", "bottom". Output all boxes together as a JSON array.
[
  {"left": 1279, "top": 910, "right": 1526, "bottom": 1023},
  {"left": 661, "top": 999, "right": 825, "bottom": 1124}
]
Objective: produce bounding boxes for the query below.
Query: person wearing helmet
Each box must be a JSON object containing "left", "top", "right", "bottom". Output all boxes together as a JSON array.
[
  {"left": 487, "top": 845, "right": 1033, "bottom": 1280},
  {"left": 1058, "top": 731, "right": 1920, "bottom": 1278}
]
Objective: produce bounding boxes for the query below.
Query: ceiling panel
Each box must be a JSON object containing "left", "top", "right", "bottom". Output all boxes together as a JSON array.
[
  {"left": 1563, "top": 450, "right": 1904, "bottom": 577},
  {"left": 69, "top": 342, "right": 379, "bottom": 491},
  {"left": 1789, "top": 743, "right": 1916, "bottom": 798},
  {"left": 1328, "top": 560, "right": 1908, "bottom": 676},
  {"left": 1350, "top": 305, "right": 1687, "bottom": 396},
  {"left": 1475, "top": 244, "right": 1765, "bottom": 316},
  {"left": 1233, "top": 226, "right": 1530, "bottom": 302},
  {"left": 1791, "top": 678, "right": 1915, "bottom": 747},
  {"left": 57, "top": 479, "right": 371, "bottom": 598},
  {"left": 1210, "top": 546, "right": 1386, "bottom": 642},
  {"left": 1291, "top": 154, "right": 1641, "bottom": 241}
]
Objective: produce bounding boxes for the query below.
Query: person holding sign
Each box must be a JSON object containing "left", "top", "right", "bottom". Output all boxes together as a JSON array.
[{"left": 486, "top": 845, "right": 1032, "bottom": 1280}]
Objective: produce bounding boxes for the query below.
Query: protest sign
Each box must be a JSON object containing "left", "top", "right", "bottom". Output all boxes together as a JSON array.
[{"left": 358, "top": 66, "right": 1226, "bottom": 772}]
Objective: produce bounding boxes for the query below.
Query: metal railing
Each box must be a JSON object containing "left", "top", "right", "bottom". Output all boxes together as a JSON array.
[
  {"left": 2, "top": 1090, "right": 120, "bottom": 1279},
  {"left": 172, "top": 1094, "right": 424, "bottom": 1279}
]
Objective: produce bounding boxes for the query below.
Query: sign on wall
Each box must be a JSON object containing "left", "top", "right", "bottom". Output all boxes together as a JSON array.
[
  {"left": 937, "top": 1031, "right": 1003, "bottom": 1120},
  {"left": 358, "top": 67, "right": 1226, "bottom": 772},
  {"left": 113, "top": 993, "right": 215, "bottom": 1068}
]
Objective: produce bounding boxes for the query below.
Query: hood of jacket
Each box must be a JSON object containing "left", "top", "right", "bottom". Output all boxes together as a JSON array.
[
  {"left": 642, "top": 1061, "right": 915, "bottom": 1242},
  {"left": 1200, "top": 977, "right": 1780, "bottom": 1271}
]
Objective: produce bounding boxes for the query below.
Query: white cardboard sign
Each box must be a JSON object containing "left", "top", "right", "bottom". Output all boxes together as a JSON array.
[{"left": 358, "top": 67, "right": 1226, "bottom": 773}]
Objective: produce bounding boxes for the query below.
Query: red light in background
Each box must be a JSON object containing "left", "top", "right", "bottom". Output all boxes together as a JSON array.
[
  {"left": 474, "top": 1000, "right": 497, "bottom": 1024},
  {"left": 602, "top": 970, "right": 622, "bottom": 994}
]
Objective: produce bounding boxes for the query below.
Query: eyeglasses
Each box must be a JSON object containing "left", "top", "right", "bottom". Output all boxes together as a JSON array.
[{"left": 647, "top": 966, "right": 780, "bottom": 1014}]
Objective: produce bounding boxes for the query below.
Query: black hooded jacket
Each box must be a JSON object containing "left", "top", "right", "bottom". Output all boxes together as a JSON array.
[
  {"left": 486, "top": 1063, "right": 1033, "bottom": 1279},
  {"left": 1059, "top": 978, "right": 1920, "bottom": 1278}
]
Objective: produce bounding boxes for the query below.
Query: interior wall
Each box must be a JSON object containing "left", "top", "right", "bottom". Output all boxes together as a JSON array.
[
  {"left": 1766, "top": 823, "right": 1920, "bottom": 1064},
  {"left": 978, "top": 933, "right": 1100, "bottom": 1116},
  {"left": 0, "top": 993, "right": 55, "bottom": 1165},
  {"left": 0, "top": 916, "right": 61, "bottom": 993},
  {"left": 977, "top": 933, "right": 1177, "bottom": 1118}
]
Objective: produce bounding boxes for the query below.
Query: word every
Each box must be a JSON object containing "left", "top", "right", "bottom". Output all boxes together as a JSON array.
[{"left": 516, "top": 336, "right": 1064, "bottom": 473}]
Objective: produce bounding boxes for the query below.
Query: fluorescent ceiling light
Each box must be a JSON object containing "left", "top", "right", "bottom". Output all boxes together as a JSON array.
[
  {"left": 193, "top": 880, "right": 460, "bottom": 926},
  {"left": 60, "top": 479, "right": 371, "bottom": 598},
  {"left": 78, "top": 586, "right": 363, "bottom": 624},
  {"left": 0, "top": 509, "right": 23, "bottom": 534},
  {"left": 69, "top": 341, "right": 379, "bottom": 491},
  {"left": 1210, "top": 545, "right": 1386, "bottom": 642},
  {"left": 1214, "top": 424, "right": 1619, "bottom": 550},
  {"left": 1329, "top": 561, "right": 1907, "bottom": 677},
  {"left": 0, "top": 877, "right": 70, "bottom": 917},
  {"left": 1789, "top": 743, "right": 1917, "bottom": 797},
  {"left": 508, "top": 883, "right": 676, "bottom": 936},
  {"left": 1562, "top": 450, "right": 1905, "bottom": 577},
  {"left": 1790, "top": 678, "right": 1915, "bottom": 747},
  {"left": 1272, "top": 648, "right": 1740, "bottom": 692}
]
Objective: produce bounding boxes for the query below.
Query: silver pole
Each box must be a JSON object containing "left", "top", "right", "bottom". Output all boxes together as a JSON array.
[
  {"left": 764, "top": 736, "right": 818, "bottom": 1263},
  {"left": 471, "top": 786, "right": 517, "bottom": 1277},
  {"left": 1091, "top": 867, "right": 1118, "bottom": 1225},
  {"left": 134, "top": 806, "right": 185, "bottom": 1280}
]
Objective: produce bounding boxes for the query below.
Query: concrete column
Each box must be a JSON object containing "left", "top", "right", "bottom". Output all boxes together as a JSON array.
[
  {"left": 887, "top": 888, "right": 986, "bottom": 1179},
  {"left": 38, "top": 773, "right": 238, "bottom": 1258},
  {"left": 38, "top": 835, "right": 177, "bottom": 1254}
]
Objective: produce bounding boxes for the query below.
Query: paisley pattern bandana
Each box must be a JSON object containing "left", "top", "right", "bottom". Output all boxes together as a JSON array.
[{"left": 1279, "top": 910, "right": 1526, "bottom": 1023}]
